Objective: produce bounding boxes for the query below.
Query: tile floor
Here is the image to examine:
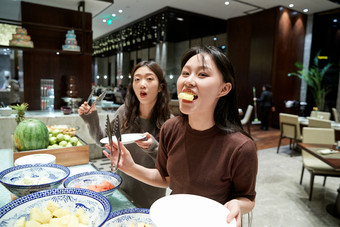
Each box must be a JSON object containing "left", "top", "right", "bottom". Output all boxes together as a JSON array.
[{"left": 91, "top": 145, "right": 340, "bottom": 227}]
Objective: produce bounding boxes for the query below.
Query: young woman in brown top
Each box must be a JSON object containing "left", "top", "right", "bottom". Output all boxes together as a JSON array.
[
  {"left": 78, "top": 61, "right": 171, "bottom": 208},
  {"left": 104, "top": 46, "right": 258, "bottom": 226}
]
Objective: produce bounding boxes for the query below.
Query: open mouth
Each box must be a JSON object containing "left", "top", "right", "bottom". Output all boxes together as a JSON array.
[{"left": 140, "top": 91, "right": 147, "bottom": 98}]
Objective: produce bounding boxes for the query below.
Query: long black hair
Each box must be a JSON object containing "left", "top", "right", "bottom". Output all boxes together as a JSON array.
[
  {"left": 181, "top": 46, "right": 250, "bottom": 137},
  {"left": 123, "top": 61, "right": 171, "bottom": 139}
]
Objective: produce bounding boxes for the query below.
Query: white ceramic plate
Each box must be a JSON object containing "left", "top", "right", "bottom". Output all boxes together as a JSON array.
[
  {"left": 318, "top": 149, "right": 338, "bottom": 155},
  {"left": 14, "top": 154, "right": 56, "bottom": 166},
  {"left": 150, "top": 194, "right": 236, "bottom": 227},
  {"left": 100, "top": 133, "right": 146, "bottom": 145}
]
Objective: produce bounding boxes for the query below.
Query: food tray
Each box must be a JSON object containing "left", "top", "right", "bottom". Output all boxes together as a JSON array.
[{"left": 13, "top": 135, "right": 89, "bottom": 167}]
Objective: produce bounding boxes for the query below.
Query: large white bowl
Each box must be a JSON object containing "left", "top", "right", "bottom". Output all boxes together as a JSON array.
[
  {"left": 0, "top": 188, "right": 111, "bottom": 226},
  {"left": 102, "top": 208, "right": 155, "bottom": 226},
  {"left": 0, "top": 163, "right": 70, "bottom": 198},
  {"left": 63, "top": 171, "right": 122, "bottom": 198}
]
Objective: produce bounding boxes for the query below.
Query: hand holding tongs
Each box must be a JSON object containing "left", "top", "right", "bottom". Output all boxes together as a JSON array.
[
  {"left": 105, "top": 115, "right": 121, "bottom": 172},
  {"left": 85, "top": 88, "right": 107, "bottom": 114}
]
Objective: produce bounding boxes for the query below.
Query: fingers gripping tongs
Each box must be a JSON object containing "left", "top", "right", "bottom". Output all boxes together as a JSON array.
[{"left": 105, "top": 115, "right": 121, "bottom": 172}]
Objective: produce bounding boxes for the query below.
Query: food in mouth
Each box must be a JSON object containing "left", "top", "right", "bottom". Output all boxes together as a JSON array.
[{"left": 178, "top": 92, "right": 194, "bottom": 101}]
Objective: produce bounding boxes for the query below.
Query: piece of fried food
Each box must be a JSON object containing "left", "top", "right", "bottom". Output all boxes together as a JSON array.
[{"left": 178, "top": 92, "right": 194, "bottom": 101}]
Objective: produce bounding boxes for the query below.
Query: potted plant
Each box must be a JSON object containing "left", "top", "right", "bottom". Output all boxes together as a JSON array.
[{"left": 288, "top": 51, "right": 332, "bottom": 111}]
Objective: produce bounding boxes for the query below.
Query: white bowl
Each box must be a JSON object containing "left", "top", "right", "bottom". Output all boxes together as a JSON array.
[
  {"left": 0, "top": 163, "right": 70, "bottom": 197},
  {"left": 102, "top": 208, "right": 155, "bottom": 226},
  {"left": 63, "top": 171, "right": 122, "bottom": 198},
  {"left": 14, "top": 154, "right": 56, "bottom": 166},
  {"left": 0, "top": 188, "right": 111, "bottom": 226},
  {"left": 0, "top": 107, "right": 12, "bottom": 116}
]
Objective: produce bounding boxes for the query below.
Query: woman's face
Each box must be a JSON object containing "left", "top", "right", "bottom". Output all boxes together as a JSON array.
[
  {"left": 132, "top": 66, "right": 161, "bottom": 105},
  {"left": 177, "top": 54, "right": 231, "bottom": 115}
]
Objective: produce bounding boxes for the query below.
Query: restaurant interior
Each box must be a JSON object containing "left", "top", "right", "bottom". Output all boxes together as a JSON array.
[{"left": 0, "top": 0, "right": 340, "bottom": 226}]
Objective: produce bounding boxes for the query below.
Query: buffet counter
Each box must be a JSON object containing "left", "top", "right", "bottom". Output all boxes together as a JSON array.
[
  {"left": 0, "top": 109, "right": 116, "bottom": 159},
  {"left": 0, "top": 149, "right": 136, "bottom": 211}
]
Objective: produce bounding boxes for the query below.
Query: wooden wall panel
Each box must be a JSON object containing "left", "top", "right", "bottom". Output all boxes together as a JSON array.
[
  {"left": 21, "top": 2, "right": 92, "bottom": 110},
  {"left": 21, "top": 2, "right": 91, "bottom": 30},
  {"left": 271, "top": 7, "right": 306, "bottom": 124},
  {"left": 227, "top": 6, "right": 306, "bottom": 128},
  {"left": 227, "top": 16, "right": 252, "bottom": 113}
]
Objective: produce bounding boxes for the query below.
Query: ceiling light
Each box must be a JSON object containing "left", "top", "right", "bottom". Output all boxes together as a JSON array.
[
  {"left": 107, "top": 19, "right": 113, "bottom": 25},
  {"left": 224, "top": 1, "right": 230, "bottom": 5},
  {"left": 333, "top": 19, "right": 338, "bottom": 23},
  {"left": 103, "top": 19, "right": 107, "bottom": 23},
  {"left": 118, "top": 9, "right": 123, "bottom": 13},
  {"left": 303, "top": 8, "right": 309, "bottom": 13},
  {"left": 289, "top": 4, "right": 294, "bottom": 8},
  {"left": 213, "top": 37, "right": 217, "bottom": 41},
  {"left": 112, "top": 13, "right": 116, "bottom": 17},
  {"left": 176, "top": 17, "right": 184, "bottom": 21}
]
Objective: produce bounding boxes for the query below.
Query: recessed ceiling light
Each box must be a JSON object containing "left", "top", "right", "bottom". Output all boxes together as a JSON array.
[
  {"left": 118, "top": 9, "right": 123, "bottom": 13},
  {"left": 289, "top": 4, "right": 294, "bottom": 8},
  {"left": 333, "top": 19, "right": 338, "bottom": 23},
  {"left": 303, "top": 8, "right": 309, "bottom": 13},
  {"left": 103, "top": 19, "right": 107, "bottom": 23},
  {"left": 112, "top": 13, "right": 116, "bottom": 17},
  {"left": 177, "top": 17, "right": 184, "bottom": 21},
  {"left": 224, "top": 1, "right": 230, "bottom": 5}
]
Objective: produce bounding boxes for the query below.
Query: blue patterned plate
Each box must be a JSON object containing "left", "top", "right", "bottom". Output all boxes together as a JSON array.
[
  {"left": 63, "top": 171, "right": 122, "bottom": 198},
  {"left": 102, "top": 208, "right": 155, "bottom": 226},
  {"left": 0, "top": 163, "right": 70, "bottom": 197},
  {"left": 0, "top": 188, "right": 111, "bottom": 226}
]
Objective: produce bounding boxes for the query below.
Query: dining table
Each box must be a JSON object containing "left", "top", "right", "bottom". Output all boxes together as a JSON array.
[
  {"left": 298, "top": 116, "right": 340, "bottom": 141},
  {"left": 297, "top": 142, "right": 340, "bottom": 218}
]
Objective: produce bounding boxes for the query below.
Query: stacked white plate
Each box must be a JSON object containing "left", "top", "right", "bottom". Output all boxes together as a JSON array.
[{"left": 14, "top": 154, "right": 56, "bottom": 166}]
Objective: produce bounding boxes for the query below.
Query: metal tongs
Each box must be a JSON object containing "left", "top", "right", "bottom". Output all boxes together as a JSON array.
[
  {"left": 85, "top": 88, "right": 107, "bottom": 114},
  {"left": 105, "top": 115, "right": 121, "bottom": 172}
]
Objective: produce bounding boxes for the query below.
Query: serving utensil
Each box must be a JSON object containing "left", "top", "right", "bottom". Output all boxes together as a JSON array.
[
  {"left": 86, "top": 87, "right": 95, "bottom": 104},
  {"left": 112, "top": 115, "right": 121, "bottom": 171},
  {"left": 105, "top": 115, "right": 121, "bottom": 172},
  {"left": 85, "top": 89, "right": 107, "bottom": 114}
]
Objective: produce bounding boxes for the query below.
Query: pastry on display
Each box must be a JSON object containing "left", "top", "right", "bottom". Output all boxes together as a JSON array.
[
  {"left": 62, "top": 29, "right": 80, "bottom": 52},
  {"left": 9, "top": 27, "right": 34, "bottom": 48}
]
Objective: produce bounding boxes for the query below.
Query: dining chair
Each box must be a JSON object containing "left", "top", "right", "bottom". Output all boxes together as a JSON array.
[
  {"left": 300, "top": 127, "right": 339, "bottom": 201},
  {"left": 332, "top": 108, "right": 339, "bottom": 123},
  {"left": 277, "top": 113, "right": 302, "bottom": 156},
  {"left": 307, "top": 117, "right": 332, "bottom": 128},
  {"left": 241, "top": 105, "right": 253, "bottom": 136},
  {"left": 310, "top": 110, "right": 331, "bottom": 120}
]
